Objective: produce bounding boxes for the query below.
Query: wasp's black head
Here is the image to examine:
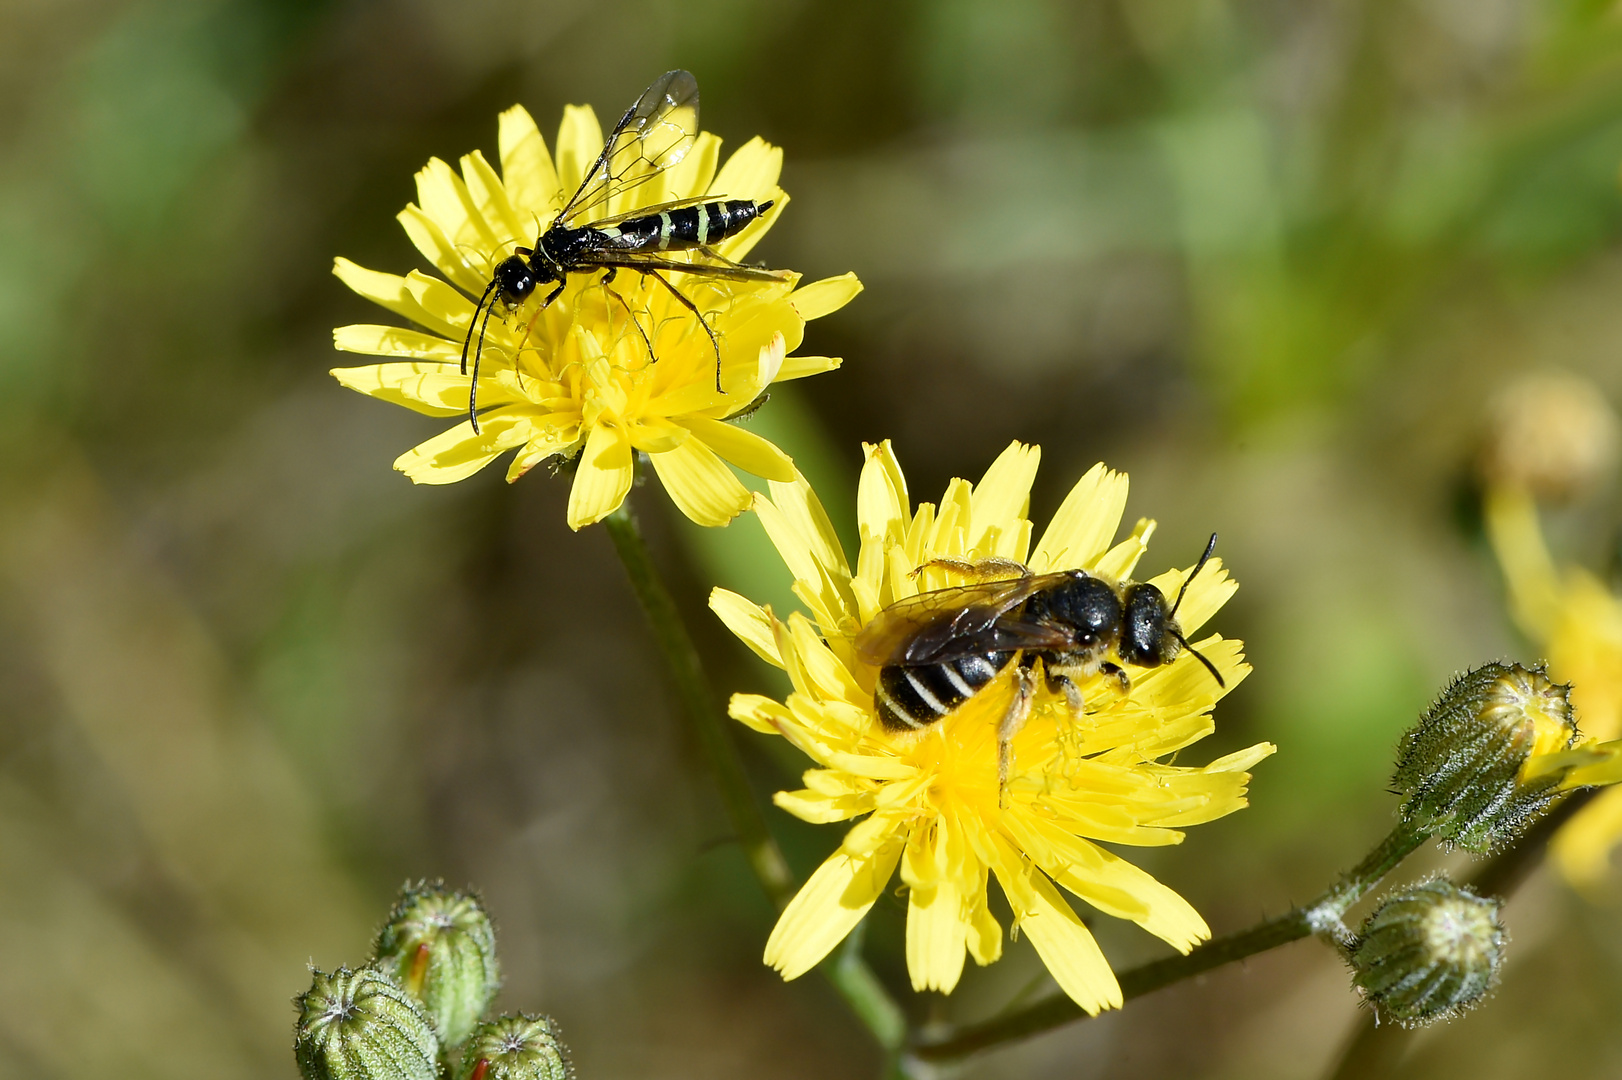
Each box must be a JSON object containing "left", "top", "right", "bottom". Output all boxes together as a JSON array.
[
  {"left": 493, "top": 255, "right": 538, "bottom": 304},
  {"left": 1032, "top": 572, "right": 1121, "bottom": 648},
  {"left": 1118, "top": 582, "right": 1178, "bottom": 668}
]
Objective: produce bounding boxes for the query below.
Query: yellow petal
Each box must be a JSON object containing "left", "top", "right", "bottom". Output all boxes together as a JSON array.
[
  {"left": 710, "top": 589, "right": 783, "bottom": 667},
  {"left": 415, "top": 156, "right": 500, "bottom": 258},
  {"left": 566, "top": 420, "right": 633, "bottom": 529},
  {"left": 333, "top": 324, "right": 461, "bottom": 363},
  {"left": 776, "top": 355, "right": 842, "bottom": 381},
  {"left": 1030, "top": 463, "right": 1129, "bottom": 573},
  {"left": 1552, "top": 784, "right": 1622, "bottom": 889},
  {"left": 857, "top": 440, "right": 910, "bottom": 547},
  {"left": 461, "top": 149, "right": 527, "bottom": 245},
  {"left": 555, "top": 104, "right": 604, "bottom": 200},
  {"left": 768, "top": 475, "right": 852, "bottom": 580},
  {"left": 398, "top": 204, "right": 488, "bottom": 296},
  {"left": 1091, "top": 518, "right": 1157, "bottom": 582},
  {"left": 989, "top": 836, "right": 1121, "bottom": 1014},
  {"left": 333, "top": 258, "right": 462, "bottom": 340},
  {"left": 503, "top": 423, "right": 578, "bottom": 483},
  {"left": 774, "top": 787, "right": 873, "bottom": 824},
  {"left": 969, "top": 441, "right": 1040, "bottom": 556},
  {"left": 729, "top": 692, "right": 793, "bottom": 734},
  {"left": 1485, "top": 484, "right": 1563, "bottom": 640},
  {"left": 711, "top": 136, "right": 783, "bottom": 201},
  {"left": 498, "top": 104, "right": 562, "bottom": 223},
  {"left": 903, "top": 819, "right": 971, "bottom": 993},
  {"left": 789, "top": 273, "right": 864, "bottom": 321},
  {"left": 764, "top": 836, "right": 905, "bottom": 980},
  {"left": 648, "top": 437, "right": 752, "bottom": 527},
  {"left": 393, "top": 410, "right": 532, "bottom": 484},
  {"left": 331, "top": 361, "right": 468, "bottom": 417},
  {"left": 681, "top": 417, "right": 797, "bottom": 482}
]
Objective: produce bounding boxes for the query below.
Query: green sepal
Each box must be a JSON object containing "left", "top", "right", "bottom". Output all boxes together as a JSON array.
[
  {"left": 294, "top": 965, "right": 440, "bottom": 1080},
  {"left": 1349, "top": 878, "right": 1504, "bottom": 1027},
  {"left": 374, "top": 881, "right": 501, "bottom": 1050},
  {"left": 456, "top": 1015, "right": 573, "bottom": 1080}
]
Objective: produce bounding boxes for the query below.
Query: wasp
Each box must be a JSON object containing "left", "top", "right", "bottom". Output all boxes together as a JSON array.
[
  {"left": 853, "top": 535, "right": 1226, "bottom": 789},
  {"left": 461, "top": 70, "right": 789, "bottom": 432}
]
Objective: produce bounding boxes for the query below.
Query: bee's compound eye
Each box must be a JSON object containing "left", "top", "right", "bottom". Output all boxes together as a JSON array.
[
  {"left": 493, "top": 256, "right": 536, "bottom": 301},
  {"left": 1119, "top": 583, "right": 1172, "bottom": 667}
]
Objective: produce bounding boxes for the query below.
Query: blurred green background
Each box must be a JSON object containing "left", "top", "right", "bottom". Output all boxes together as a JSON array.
[{"left": 5, "top": 0, "right": 1622, "bottom": 1076}]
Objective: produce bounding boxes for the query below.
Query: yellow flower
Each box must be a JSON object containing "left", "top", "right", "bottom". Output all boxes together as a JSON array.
[
  {"left": 1486, "top": 485, "right": 1622, "bottom": 886},
  {"left": 711, "top": 441, "right": 1273, "bottom": 1014},
  {"left": 330, "top": 99, "right": 861, "bottom": 529}
]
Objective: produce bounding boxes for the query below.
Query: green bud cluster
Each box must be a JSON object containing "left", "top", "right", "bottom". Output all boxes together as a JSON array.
[
  {"left": 374, "top": 881, "right": 502, "bottom": 1049},
  {"left": 457, "top": 1015, "right": 574, "bottom": 1080},
  {"left": 294, "top": 966, "right": 440, "bottom": 1080},
  {"left": 1393, "top": 662, "right": 1577, "bottom": 852},
  {"left": 1349, "top": 878, "right": 1505, "bottom": 1027},
  {"left": 296, "top": 882, "right": 575, "bottom": 1080}
]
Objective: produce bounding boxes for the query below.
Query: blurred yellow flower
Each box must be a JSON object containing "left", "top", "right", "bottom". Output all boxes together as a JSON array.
[
  {"left": 1486, "top": 485, "right": 1622, "bottom": 887},
  {"left": 712, "top": 441, "right": 1273, "bottom": 1014},
  {"left": 330, "top": 100, "right": 860, "bottom": 529}
]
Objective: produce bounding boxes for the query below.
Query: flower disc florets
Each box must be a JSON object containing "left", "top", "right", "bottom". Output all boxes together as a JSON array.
[
  {"left": 331, "top": 100, "right": 860, "bottom": 529},
  {"left": 711, "top": 440, "right": 1273, "bottom": 1014}
]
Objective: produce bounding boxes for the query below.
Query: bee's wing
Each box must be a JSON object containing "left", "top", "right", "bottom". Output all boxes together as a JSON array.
[
  {"left": 854, "top": 575, "right": 1073, "bottom": 668},
  {"left": 557, "top": 70, "right": 699, "bottom": 227}
]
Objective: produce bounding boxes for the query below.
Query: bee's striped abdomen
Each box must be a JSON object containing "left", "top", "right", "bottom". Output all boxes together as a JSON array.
[
  {"left": 600, "top": 199, "right": 772, "bottom": 253},
  {"left": 874, "top": 651, "right": 1011, "bottom": 733}
]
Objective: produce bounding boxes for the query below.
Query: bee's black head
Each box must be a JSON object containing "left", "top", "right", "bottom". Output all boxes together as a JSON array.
[
  {"left": 493, "top": 255, "right": 538, "bottom": 303},
  {"left": 1119, "top": 583, "right": 1177, "bottom": 668}
]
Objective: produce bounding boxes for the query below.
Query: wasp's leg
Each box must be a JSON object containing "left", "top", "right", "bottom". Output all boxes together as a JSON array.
[
  {"left": 1100, "top": 661, "right": 1131, "bottom": 694},
  {"left": 600, "top": 266, "right": 618, "bottom": 286},
  {"left": 602, "top": 281, "right": 656, "bottom": 363},
  {"left": 912, "top": 556, "right": 1033, "bottom": 583},
  {"left": 539, "top": 278, "right": 567, "bottom": 310},
  {"left": 998, "top": 666, "right": 1037, "bottom": 805},
  {"left": 642, "top": 269, "right": 724, "bottom": 391}
]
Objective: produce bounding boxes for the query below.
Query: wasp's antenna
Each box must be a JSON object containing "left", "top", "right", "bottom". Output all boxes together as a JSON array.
[
  {"left": 1169, "top": 532, "right": 1219, "bottom": 620},
  {"left": 461, "top": 280, "right": 499, "bottom": 376},
  {"left": 467, "top": 292, "right": 501, "bottom": 434}
]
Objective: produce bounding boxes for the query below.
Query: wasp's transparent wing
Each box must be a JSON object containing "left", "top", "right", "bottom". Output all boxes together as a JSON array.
[{"left": 557, "top": 70, "right": 699, "bottom": 227}]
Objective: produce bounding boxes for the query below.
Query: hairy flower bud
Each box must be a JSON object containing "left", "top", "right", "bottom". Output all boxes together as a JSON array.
[
  {"left": 457, "top": 1015, "right": 574, "bottom": 1080},
  {"left": 374, "top": 881, "right": 501, "bottom": 1048},
  {"left": 1349, "top": 878, "right": 1505, "bottom": 1027},
  {"left": 294, "top": 966, "right": 440, "bottom": 1080},
  {"left": 1394, "top": 662, "right": 1577, "bottom": 852}
]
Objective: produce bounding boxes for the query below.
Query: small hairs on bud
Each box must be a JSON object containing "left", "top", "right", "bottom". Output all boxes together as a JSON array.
[
  {"left": 1349, "top": 878, "right": 1505, "bottom": 1027},
  {"left": 457, "top": 1015, "right": 574, "bottom": 1080},
  {"left": 374, "top": 881, "right": 501, "bottom": 1050},
  {"left": 1393, "top": 662, "right": 1577, "bottom": 852},
  {"left": 294, "top": 966, "right": 440, "bottom": 1080}
]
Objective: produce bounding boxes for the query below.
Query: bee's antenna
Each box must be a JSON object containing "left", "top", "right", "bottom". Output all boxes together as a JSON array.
[
  {"left": 1170, "top": 629, "right": 1226, "bottom": 688},
  {"left": 1168, "top": 532, "right": 1219, "bottom": 621},
  {"left": 466, "top": 289, "right": 501, "bottom": 435}
]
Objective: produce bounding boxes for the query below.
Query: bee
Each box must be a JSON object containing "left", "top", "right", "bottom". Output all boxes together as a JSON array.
[
  {"left": 853, "top": 535, "right": 1226, "bottom": 788},
  {"left": 461, "top": 69, "right": 790, "bottom": 432}
]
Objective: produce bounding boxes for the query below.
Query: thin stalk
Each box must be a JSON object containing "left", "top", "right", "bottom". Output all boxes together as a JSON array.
[
  {"left": 602, "top": 500, "right": 905, "bottom": 1051},
  {"left": 911, "top": 821, "right": 1430, "bottom": 1064},
  {"left": 1325, "top": 787, "right": 1603, "bottom": 1080}
]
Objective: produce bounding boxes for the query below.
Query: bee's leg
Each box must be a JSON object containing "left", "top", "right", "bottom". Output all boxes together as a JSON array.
[
  {"left": 912, "top": 556, "right": 1032, "bottom": 583},
  {"left": 1100, "top": 662, "right": 1131, "bottom": 693},
  {"left": 1046, "top": 671, "right": 1085, "bottom": 715},
  {"left": 642, "top": 268, "right": 724, "bottom": 392},
  {"left": 998, "top": 666, "right": 1037, "bottom": 805}
]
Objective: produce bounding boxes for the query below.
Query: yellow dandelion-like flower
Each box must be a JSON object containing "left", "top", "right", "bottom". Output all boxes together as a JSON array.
[
  {"left": 330, "top": 94, "right": 861, "bottom": 529},
  {"left": 1486, "top": 484, "right": 1622, "bottom": 886},
  {"left": 711, "top": 441, "right": 1274, "bottom": 1014}
]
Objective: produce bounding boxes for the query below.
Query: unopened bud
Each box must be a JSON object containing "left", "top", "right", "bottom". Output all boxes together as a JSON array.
[
  {"left": 1479, "top": 371, "right": 1620, "bottom": 501},
  {"left": 1350, "top": 878, "right": 1504, "bottom": 1027},
  {"left": 374, "top": 881, "right": 500, "bottom": 1048},
  {"left": 457, "top": 1015, "right": 574, "bottom": 1080},
  {"left": 294, "top": 966, "right": 439, "bottom": 1080},
  {"left": 1394, "top": 662, "right": 1577, "bottom": 852}
]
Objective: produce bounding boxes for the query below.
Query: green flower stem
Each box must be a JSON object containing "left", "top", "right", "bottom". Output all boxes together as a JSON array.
[
  {"left": 1324, "top": 787, "right": 1603, "bottom": 1080},
  {"left": 911, "top": 820, "right": 1431, "bottom": 1064},
  {"left": 602, "top": 501, "right": 904, "bottom": 1052}
]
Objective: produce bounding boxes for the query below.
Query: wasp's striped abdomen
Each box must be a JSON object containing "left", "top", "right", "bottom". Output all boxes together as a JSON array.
[
  {"left": 875, "top": 651, "right": 1014, "bottom": 733},
  {"left": 599, "top": 199, "right": 772, "bottom": 253}
]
